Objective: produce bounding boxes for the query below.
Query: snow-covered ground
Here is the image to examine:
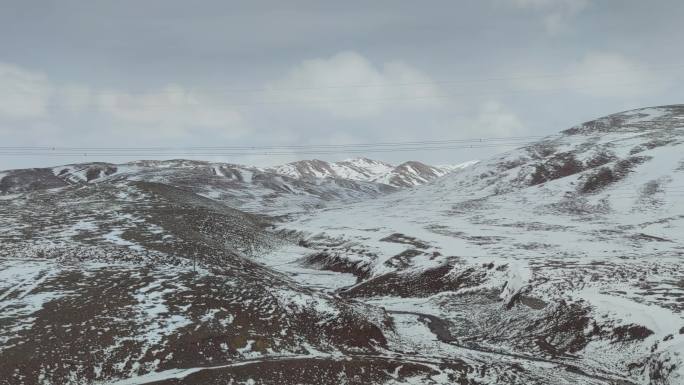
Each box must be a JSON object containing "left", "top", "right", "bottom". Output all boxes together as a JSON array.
[
  {"left": 267, "top": 105, "right": 684, "bottom": 384},
  {"left": 2, "top": 105, "right": 684, "bottom": 384}
]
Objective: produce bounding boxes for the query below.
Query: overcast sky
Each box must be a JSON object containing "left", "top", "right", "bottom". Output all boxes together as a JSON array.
[{"left": 2, "top": 0, "right": 683, "bottom": 170}]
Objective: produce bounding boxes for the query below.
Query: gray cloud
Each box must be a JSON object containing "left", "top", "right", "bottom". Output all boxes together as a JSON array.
[{"left": 1, "top": 1, "right": 683, "bottom": 170}]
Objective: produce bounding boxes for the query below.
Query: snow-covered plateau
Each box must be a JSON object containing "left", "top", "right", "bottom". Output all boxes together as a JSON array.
[{"left": 1, "top": 105, "right": 683, "bottom": 384}]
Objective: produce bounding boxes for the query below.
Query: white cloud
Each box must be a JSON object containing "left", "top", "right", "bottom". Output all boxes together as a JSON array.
[
  {"left": 0, "top": 62, "right": 53, "bottom": 119},
  {"left": 511, "top": 52, "right": 667, "bottom": 98},
  {"left": 505, "top": 0, "right": 590, "bottom": 34},
  {"left": 0, "top": 61, "right": 246, "bottom": 140},
  {"left": 96, "top": 84, "right": 245, "bottom": 138},
  {"left": 267, "top": 51, "right": 443, "bottom": 118}
]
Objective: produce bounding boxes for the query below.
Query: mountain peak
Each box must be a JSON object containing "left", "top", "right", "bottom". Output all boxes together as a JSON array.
[{"left": 340, "top": 157, "right": 394, "bottom": 166}]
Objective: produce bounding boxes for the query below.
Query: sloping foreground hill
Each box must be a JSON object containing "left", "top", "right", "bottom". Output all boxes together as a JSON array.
[
  {"left": 0, "top": 181, "right": 405, "bottom": 384},
  {"left": 4, "top": 178, "right": 590, "bottom": 385},
  {"left": 280, "top": 105, "right": 684, "bottom": 384},
  {"left": 1, "top": 177, "right": 603, "bottom": 384}
]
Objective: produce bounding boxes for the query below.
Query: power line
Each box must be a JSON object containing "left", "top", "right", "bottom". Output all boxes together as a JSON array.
[
  {"left": 0, "top": 135, "right": 552, "bottom": 152},
  {"left": 8, "top": 62, "right": 684, "bottom": 96},
  {"left": 0, "top": 128, "right": 675, "bottom": 159},
  {"left": 0, "top": 142, "right": 539, "bottom": 157},
  {"left": 1, "top": 129, "right": 672, "bottom": 157},
  {"left": 46, "top": 81, "right": 664, "bottom": 110},
  {"left": 3, "top": 79, "right": 671, "bottom": 114}
]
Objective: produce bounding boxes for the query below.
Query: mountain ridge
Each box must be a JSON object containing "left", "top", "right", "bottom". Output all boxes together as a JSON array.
[
  {"left": 0, "top": 157, "right": 478, "bottom": 215},
  {"left": 266, "top": 157, "right": 477, "bottom": 187}
]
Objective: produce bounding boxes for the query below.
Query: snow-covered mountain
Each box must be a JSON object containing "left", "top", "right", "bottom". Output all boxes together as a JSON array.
[
  {"left": 281, "top": 104, "right": 684, "bottom": 384},
  {"left": 267, "top": 157, "right": 394, "bottom": 181},
  {"left": 371, "top": 160, "right": 454, "bottom": 187},
  {"left": 1, "top": 105, "right": 684, "bottom": 385},
  {"left": 266, "top": 157, "right": 476, "bottom": 187},
  {"left": 0, "top": 157, "right": 475, "bottom": 215},
  {"left": 0, "top": 159, "right": 398, "bottom": 216}
]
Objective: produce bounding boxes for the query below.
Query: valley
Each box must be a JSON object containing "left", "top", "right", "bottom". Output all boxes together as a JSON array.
[{"left": 1, "top": 105, "right": 683, "bottom": 385}]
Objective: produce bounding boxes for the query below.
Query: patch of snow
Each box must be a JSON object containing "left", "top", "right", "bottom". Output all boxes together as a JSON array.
[{"left": 103, "top": 229, "right": 143, "bottom": 251}]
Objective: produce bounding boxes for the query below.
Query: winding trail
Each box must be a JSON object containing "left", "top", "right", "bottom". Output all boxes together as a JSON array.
[
  {"left": 387, "top": 310, "right": 638, "bottom": 385},
  {"left": 255, "top": 248, "right": 639, "bottom": 385}
]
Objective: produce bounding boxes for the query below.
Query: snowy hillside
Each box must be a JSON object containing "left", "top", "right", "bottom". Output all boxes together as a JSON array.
[
  {"left": 277, "top": 104, "right": 684, "bottom": 385},
  {"left": 267, "top": 157, "right": 394, "bottom": 181},
  {"left": 0, "top": 180, "right": 399, "bottom": 385}
]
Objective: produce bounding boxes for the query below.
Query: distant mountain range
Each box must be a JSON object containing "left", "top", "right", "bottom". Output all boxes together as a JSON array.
[
  {"left": 0, "top": 158, "right": 478, "bottom": 216},
  {"left": 266, "top": 157, "right": 478, "bottom": 187}
]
